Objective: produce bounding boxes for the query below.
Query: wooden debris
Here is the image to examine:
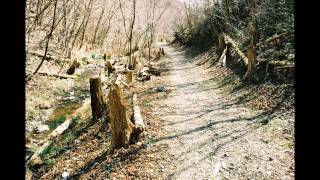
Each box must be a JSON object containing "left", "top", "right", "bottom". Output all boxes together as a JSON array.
[
  {"left": 218, "top": 46, "right": 228, "bottom": 67},
  {"left": 132, "top": 94, "right": 145, "bottom": 134},
  {"left": 222, "top": 33, "right": 248, "bottom": 65},
  {"left": 137, "top": 67, "right": 151, "bottom": 81},
  {"left": 257, "top": 31, "right": 294, "bottom": 48},
  {"left": 25, "top": 69, "right": 77, "bottom": 79},
  {"left": 28, "top": 51, "right": 71, "bottom": 63},
  {"left": 149, "top": 65, "right": 161, "bottom": 76}
]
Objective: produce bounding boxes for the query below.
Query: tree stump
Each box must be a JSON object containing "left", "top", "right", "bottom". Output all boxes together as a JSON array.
[
  {"left": 161, "top": 48, "right": 165, "bottom": 56},
  {"left": 90, "top": 78, "right": 105, "bottom": 121},
  {"left": 108, "top": 84, "right": 134, "bottom": 149},
  {"left": 155, "top": 51, "right": 161, "bottom": 60},
  {"left": 103, "top": 53, "right": 107, "bottom": 61},
  {"left": 106, "top": 61, "right": 113, "bottom": 76},
  {"left": 132, "top": 56, "right": 137, "bottom": 70},
  {"left": 66, "top": 60, "right": 80, "bottom": 75}
]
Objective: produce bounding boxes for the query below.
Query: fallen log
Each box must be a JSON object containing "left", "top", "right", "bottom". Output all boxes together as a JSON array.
[
  {"left": 132, "top": 94, "right": 145, "bottom": 134},
  {"left": 222, "top": 33, "right": 248, "bottom": 65},
  {"left": 28, "top": 51, "right": 71, "bottom": 63},
  {"left": 28, "top": 99, "right": 91, "bottom": 166},
  {"left": 257, "top": 31, "right": 294, "bottom": 48},
  {"left": 26, "top": 69, "right": 77, "bottom": 79}
]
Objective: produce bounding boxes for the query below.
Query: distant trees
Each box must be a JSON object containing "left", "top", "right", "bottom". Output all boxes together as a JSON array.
[{"left": 26, "top": 0, "right": 182, "bottom": 82}]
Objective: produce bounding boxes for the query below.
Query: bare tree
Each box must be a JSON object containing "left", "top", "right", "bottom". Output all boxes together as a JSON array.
[{"left": 26, "top": 0, "right": 58, "bottom": 82}]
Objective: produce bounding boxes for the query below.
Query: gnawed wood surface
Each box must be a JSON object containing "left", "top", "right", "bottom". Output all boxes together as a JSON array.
[{"left": 108, "top": 84, "right": 134, "bottom": 149}]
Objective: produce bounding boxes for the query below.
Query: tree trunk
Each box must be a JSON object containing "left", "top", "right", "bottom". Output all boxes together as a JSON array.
[
  {"left": 90, "top": 78, "right": 105, "bottom": 121},
  {"left": 108, "top": 84, "right": 134, "bottom": 149}
]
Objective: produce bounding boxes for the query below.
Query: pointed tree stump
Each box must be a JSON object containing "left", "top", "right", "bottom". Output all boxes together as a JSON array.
[
  {"left": 90, "top": 78, "right": 105, "bottom": 121},
  {"left": 108, "top": 84, "right": 134, "bottom": 149}
]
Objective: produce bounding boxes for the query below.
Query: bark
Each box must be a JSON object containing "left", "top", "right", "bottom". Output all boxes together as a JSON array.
[
  {"left": 243, "top": 44, "right": 255, "bottom": 81},
  {"left": 218, "top": 33, "right": 226, "bottom": 53},
  {"left": 90, "top": 78, "right": 105, "bottom": 121},
  {"left": 108, "top": 84, "right": 134, "bottom": 149}
]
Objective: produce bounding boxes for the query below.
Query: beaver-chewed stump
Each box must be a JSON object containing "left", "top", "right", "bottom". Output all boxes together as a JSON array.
[
  {"left": 108, "top": 84, "right": 134, "bottom": 149},
  {"left": 90, "top": 77, "right": 105, "bottom": 121},
  {"left": 108, "top": 85, "right": 144, "bottom": 150}
]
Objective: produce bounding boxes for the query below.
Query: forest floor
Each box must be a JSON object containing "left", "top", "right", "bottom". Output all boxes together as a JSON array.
[{"left": 26, "top": 42, "right": 294, "bottom": 179}]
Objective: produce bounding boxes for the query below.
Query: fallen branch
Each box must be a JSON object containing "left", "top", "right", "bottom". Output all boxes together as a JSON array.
[
  {"left": 257, "top": 31, "right": 294, "bottom": 48},
  {"left": 26, "top": 69, "right": 77, "bottom": 79},
  {"left": 222, "top": 34, "right": 248, "bottom": 65},
  {"left": 132, "top": 94, "right": 145, "bottom": 134},
  {"left": 28, "top": 50, "right": 71, "bottom": 63},
  {"left": 218, "top": 46, "right": 228, "bottom": 67}
]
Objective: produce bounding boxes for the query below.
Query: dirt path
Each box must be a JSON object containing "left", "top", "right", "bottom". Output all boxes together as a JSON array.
[{"left": 138, "top": 43, "right": 294, "bottom": 179}]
